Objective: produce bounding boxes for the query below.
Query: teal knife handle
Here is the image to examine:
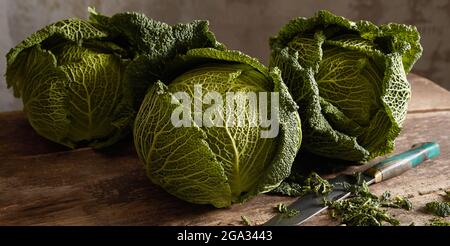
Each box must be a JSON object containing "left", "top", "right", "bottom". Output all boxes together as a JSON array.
[{"left": 364, "top": 142, "right": 440, "bottom": 183}]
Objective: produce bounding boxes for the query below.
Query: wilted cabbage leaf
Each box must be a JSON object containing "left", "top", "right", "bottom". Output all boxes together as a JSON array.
[
  {"left": 134, "top": 48, "right": 302, "bottom": 207},
  {"left": 270, "top": 10, "right": 422, "bottom": 161},
  {"left": 5, "top": 8, "right": 221, "bottom": 148}
]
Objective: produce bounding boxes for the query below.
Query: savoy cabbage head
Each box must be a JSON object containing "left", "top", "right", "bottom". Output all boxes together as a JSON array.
[
  {"left": 270, "top": 10, "right": 422, "bottom": 162},
  {"left": 134, "top": 48, "right": 302, "bottom": 207},
  {"left": 5, "top": 8, "right": 221, "bottom": 148}
]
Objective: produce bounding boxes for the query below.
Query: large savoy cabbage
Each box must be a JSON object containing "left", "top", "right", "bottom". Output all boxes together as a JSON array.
[
  {"left": 134, "top": 48, "right": 302, "bottom": 207},
  {"left": 270, "top": 10, "right": 422, "bottom": 162}
]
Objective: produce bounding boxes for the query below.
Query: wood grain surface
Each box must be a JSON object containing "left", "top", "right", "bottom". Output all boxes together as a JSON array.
[{"left": 0, "top": 74, "right": 449, "bottom": 226}]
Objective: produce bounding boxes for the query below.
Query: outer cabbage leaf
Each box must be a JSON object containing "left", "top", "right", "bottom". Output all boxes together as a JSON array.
[
  {"left": 134, "top": 48, "right": 301, "bottom": 207},
  {"left": 134, "top": 82, "right": 232, "bottom": 207},
  {"left": 270, "top": 10, "right": 422, "bottom": 161},
  {"left": 88, "top": 8, "right": 225, "bottom": 107}
]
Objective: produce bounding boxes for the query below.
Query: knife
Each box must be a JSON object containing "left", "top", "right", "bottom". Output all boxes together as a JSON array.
[{"left": 264, "top": 142, "right": 440, "bottom": 226}]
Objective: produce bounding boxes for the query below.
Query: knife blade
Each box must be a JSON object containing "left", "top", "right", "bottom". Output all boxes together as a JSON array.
[{"left": 264, "top": 142, "right": 440, "bottom": 226}]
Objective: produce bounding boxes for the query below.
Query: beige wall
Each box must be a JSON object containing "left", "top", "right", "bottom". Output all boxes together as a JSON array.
[{"left": 1, "top": 0, "right": 449, "bottom": 112}]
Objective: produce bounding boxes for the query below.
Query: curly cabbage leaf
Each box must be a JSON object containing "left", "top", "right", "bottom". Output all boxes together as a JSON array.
[
  {"left": 5, "top": 8, "right": 221, "bottom": 148},
  {"left": 134, "top": 48, "right": 302, "bottom": 207},
  {"left": 88, "top": 8, "right": 224, "bottom": 107},
  {"left": 270, "top": 10, "right": 422, "bottom": 161}
]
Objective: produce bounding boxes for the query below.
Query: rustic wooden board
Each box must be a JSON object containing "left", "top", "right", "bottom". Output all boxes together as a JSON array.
[
  {"left": 407, "top": 74, "right": 450, "bottom": 113},
  {"left": 0, "top": 75, "right": 449, "bottom": 226}
]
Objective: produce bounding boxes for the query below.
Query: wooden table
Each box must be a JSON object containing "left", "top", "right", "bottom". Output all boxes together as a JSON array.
[{"left": 0, "top": 74, "right": 449, "bottom": 226}]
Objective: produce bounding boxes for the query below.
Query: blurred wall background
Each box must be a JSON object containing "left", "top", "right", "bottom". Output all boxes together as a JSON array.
[{"left": 1, "top": 0, "right": 449, "bottom": 112}]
